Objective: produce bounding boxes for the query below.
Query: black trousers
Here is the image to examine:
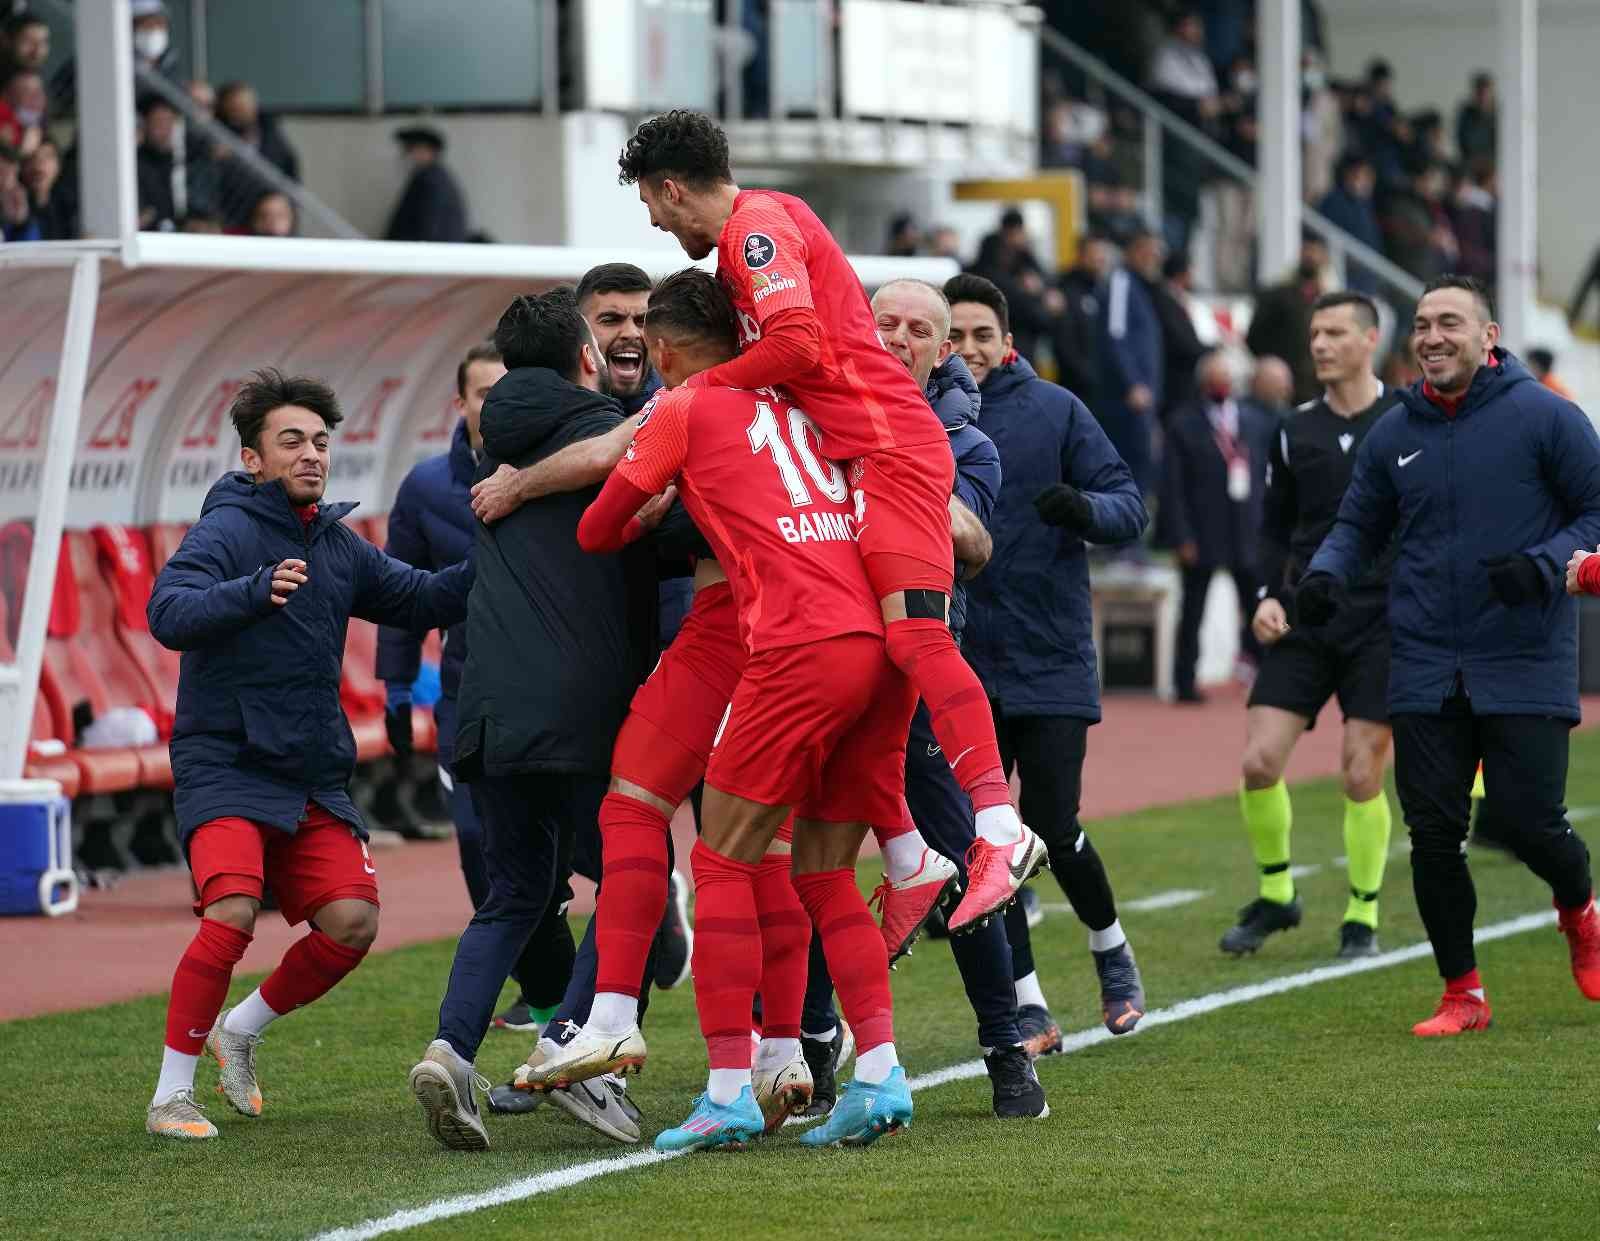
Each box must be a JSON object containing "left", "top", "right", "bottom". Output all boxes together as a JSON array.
[
  {"left": 435, "top": 772, "right": 606, "bottom": 1061},
  {"left": 1393, "top": 690, "right": 1591, "bottom": 980},
  {"left": 1176, "top": 562, "right": 1261, "bottom": 697},
  {"left": 991, "top": 703, "right": 1119, "bottom": 979}
]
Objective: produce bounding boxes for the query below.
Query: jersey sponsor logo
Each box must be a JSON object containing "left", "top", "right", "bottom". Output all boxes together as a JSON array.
[
  {"left": 750, "top": 271, "right": 798, "bottom": 304},
  {"left": 1398, "top": 449, "right": 1422, "bottom": 467},
  {"left": 635, "top": 390, "right": 664, "bottom": 428},
  {"left": 776, "top": 510, "right": 858, "bottom": 544},
  {"left": 743, "top": 232, "right": 777, "bottom": 269},
  {"left": 1338, "top": 432, "right": 1354, "bottom": 454}
]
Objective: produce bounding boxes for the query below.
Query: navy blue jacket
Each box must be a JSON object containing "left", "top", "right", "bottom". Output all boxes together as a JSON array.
[
  {"left": 150, "top": 474, "right": 473, "bottom": 843},
  {"left": 1308, "top": 351, "right": 1600, "bottom": 719},
  {"left": 926, "top": 354, "right": 1001, "bottom": 639},
  {"left": 376, "top": 418, "right": 476, "bottom": 764},
  {"left": 1099, "top": 267, "right": 1164, "bottom": 412},
  {"left": 1157, "top": 397, "right": 1275, "bottom": 567},
  {"left": 963, "top": 356, "right": 1148, "bottom": 719}
]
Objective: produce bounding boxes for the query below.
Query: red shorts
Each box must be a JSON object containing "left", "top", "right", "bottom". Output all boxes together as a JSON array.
[
  {"left": 706, "top": 633, "right": 913, "bottom": 828},
  {"left": 853, "top": 441, "right": 957, "bottom": 595},
  {"left": 614, "top": 581, "right": 745, "bottom": 804},
  {"left": 188, "top": 802, "right": 380, "bottom": 925}
]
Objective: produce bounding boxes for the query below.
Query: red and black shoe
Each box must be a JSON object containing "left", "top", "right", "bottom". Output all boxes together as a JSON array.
[
  {"left": 1412, "top": 989, "right": 1492, "bottom": 1037},
  {"left": 1556, "top": 897, "right": 1600, "bottom": 1000}
]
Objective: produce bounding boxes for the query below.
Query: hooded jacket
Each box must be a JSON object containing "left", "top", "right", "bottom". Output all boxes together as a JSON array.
[
  {"left": 149, "top": 473, "right": 473, "bottom": 842},
  {"left": 963, "top": 356, "right": 1148, "bottom": 719},
  {"left": 1308, "top": 350, "right": 1600, "bottom": 718},
  {"left": 376, "top": 417, "right": 477, "bottom": 764},
  {"left": 452, "top": 367, "right": 667, "bottom": 780},
  {"left": 926, "top": 354, "right": 1000, "bottom": 639}
]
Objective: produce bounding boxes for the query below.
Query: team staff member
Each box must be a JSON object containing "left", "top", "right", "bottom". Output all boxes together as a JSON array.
[
  {"left": 946, "top": 273, "right": 1149, "bottom": 1040},
  {"left": 1303, "top": 275, "right": 1600, "bottom": 1036},
  {"left": 145, "top": 370, "right": 473, "bottom": 1140},
  {"left": 1222, "top": 291, "right": 1397, "bottom": 961}
]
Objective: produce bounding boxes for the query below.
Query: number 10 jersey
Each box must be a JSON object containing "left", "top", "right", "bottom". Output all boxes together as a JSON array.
[{"left": 615, "top": 383, "right": 883, "bottom": 656}]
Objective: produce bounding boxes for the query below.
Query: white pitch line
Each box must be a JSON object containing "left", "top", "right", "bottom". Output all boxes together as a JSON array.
[
  {"left": 314, "top": 907, "right": 1558, "bottom": 1241},
  {"left": 1122, "top": 887, "right": 1211, "bottom": 912}
]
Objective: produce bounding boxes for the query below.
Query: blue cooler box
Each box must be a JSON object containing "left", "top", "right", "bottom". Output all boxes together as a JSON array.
[{"left": 0, "top": 779, "right": 78, "bottom": 916}]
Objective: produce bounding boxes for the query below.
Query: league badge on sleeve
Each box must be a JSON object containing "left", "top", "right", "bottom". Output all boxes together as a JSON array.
[{"left": 744, "top": 233, "right": 777, "bottom": 270}]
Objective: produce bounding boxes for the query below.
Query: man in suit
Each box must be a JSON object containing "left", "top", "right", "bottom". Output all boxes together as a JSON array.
[{"left": 1160, "top": 350, "right": 1273, "bottom": 702}]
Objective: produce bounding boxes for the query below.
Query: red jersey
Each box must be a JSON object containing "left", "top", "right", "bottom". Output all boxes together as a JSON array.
[
  {"left": 615, "top": 385, "right": 881, "bottom": 654},
  {"left": 715, "top": 189, "right": 945, "bottom": 461}
]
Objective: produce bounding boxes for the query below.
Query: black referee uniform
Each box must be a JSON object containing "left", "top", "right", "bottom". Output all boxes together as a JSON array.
[{"left": 1250, "top": 386, "right": 1396, "bottom": 724}]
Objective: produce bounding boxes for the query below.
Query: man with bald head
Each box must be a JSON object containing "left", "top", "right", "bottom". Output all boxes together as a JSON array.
[{"left": 1251, "top": 355, "right": 1295, "bottom": 413}]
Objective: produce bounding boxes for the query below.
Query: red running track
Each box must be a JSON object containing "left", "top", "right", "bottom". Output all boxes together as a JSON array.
[{"left": 6, "top": 686, "right": 1595, "bottom": 1021}]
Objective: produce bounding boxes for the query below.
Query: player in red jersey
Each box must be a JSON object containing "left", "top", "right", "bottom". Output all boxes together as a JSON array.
[
  {"left": 577, "top": 269, "right": 915, "bottom": 1150},
  {"left": 618, "top": 112, "right": 1045, "bottom": 932}
]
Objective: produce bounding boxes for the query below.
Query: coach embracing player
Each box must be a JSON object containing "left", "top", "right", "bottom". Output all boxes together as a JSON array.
[{"left": 1301, "top": 275, "right": 1600, "bottom": 1036}]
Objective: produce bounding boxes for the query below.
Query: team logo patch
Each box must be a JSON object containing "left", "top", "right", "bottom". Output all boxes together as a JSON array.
[
  {"left": 744, "top": 232, "right": 777, "bottom": 269},
  {"left": 1338, "top": 432, "right": 1354, "bottom": 454}
]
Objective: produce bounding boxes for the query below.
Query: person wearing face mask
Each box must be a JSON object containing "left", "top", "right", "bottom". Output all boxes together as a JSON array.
[
  {"left": 1158, "top": 351, "right": 1272, "bottom": 704},
  {"left": 1247, "top": 233, "right": 1330, "bottom": 405},
  {"left": 1302, "top": 276, "right": 1600, "bottom": 1036},
  {"left": 22, "top": 138, "right": 71, "bottom": 239},
  {"left": 50, "top": 0, "right": 179, "bottom": 119}
]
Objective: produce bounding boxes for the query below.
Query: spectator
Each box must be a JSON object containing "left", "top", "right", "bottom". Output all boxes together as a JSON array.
[
  {"left": 1146, "top": 8, "right": 1220, "bottom": 253},
  {"left": 1212, "top": 54, "right": 1257, "bottom": 291},
  {"left": 0, "top": 69, "right": 44, "bottom": 156},
  {"left": 1450, "top": 160, "right": 1496, "bottom": 287},
  {"left": 927, "top": 224, "right": 962, "bottom": 262},
  {"left": 1526, "top": 347, "right": 1577, "bottom": 401},
  {"left": 1381, "top": 160, "right": 1458, "bottom": 282},
  {"left": 1410, "top": 109, "right": 1450, "bottom": 168},
  {"left": 1040, "top": 98, "right": 1103, "bottom": 170},
  {"left": 215, "top": 80, "right": 300, "bottom": 228},
  {"left": 1083, "top": 131, "right": 1144, "bottom": 244},
  {"left": 1251, "top": 355, "right": 1295, "bottom": 413},
  {"left": 1380, "top": 348, "right": 1421, "bottom": 391},
  {"left": 1456, "top": 71, "right": 1496, "bottom": 166},
  {"left": 1158, "top": 351, "right": 1272, "bottom": 702},
  {"left": 1247, "top": 234, "right": 1329, "bottom": 405},
  {"left": 1317, "top": 153, "right": 1383, "bottom": 293},
  {"left": 385, "top": 126, "right": 468, "bottom": 244},
  {"left": 1357, "top": 60, "right": 1408, "bottom": 187},
  {"left": 1056, "top": 233, "right": 1114, "bottom": 404},
  {"left": 973, "top": 206, "right": 1066, "bottom": 362},
  {"left": 1098, "top": 228, "right": 1166, "bottom": 497},
  {"left": 22, "top": 138, "right": 71, "bottom": 240},
  {"left": 0, "top": 13, "right": 50, "bottom": 80},
  {"left": 1303, "top": 50, "right": 1342, "bottom": 205},
  {"left": 1153, "top": 250, "right": 1209, "bottom": 421},
  {"left": 187, "top": 80, "right": 216, "bottom": 122},
  {"left": 886, "top": 212, "right": 920, "bottom": 258},
  {"left": 0, "top": 140, "right": 37, "bottom": 241},
  {"left": 137, "top": 95, "right": 217, "bottom": 230},
  {"left": 53, "top": 0, "right": 178, "bottom": 118},
  {"left": 245, "top": 190, "right": 295, "bottom": 238}
]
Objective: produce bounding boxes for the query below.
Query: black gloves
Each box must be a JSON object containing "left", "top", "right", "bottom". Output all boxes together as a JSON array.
[
  {"left": 1482, "top": 553, "right": 1548, "bottom": 607},
  {"left": 1034, "top": 484, "right": 1094, "bottom": 532},
  {"left": 1294, "top": 572, "right": 1338, "bottom": 628},
  {"left": 385, "top": 703, "right": 414, "bottom": 758}
]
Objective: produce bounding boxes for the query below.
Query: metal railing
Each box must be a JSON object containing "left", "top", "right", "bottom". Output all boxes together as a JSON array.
[{"left": 1038, "top": 23, "right": 1424, "bottom": 303}]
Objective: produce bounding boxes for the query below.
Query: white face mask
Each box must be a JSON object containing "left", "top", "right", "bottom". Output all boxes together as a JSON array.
[
  {"left": 1304, "top": 67, "right": 1327, "bottom": 92},
  {"left": 133, "top": 28, "right": 169, "bottom": 62}
]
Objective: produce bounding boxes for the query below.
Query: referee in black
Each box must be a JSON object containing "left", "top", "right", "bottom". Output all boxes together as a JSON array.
[
  {"left": 1302, "top": 275, "right": 1600, "bottom": 1036},
  {"left": 1222, "top": 291, "right": 1398, "bottom": 962}
]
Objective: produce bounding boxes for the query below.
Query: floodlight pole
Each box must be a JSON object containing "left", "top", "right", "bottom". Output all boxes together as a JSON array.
[
  {"left": 77, "top": 0, "right": 139, "bottom": 245},
  {"left": 1497, "top": 0, "right": 1537, "bottom": 352},
  {"left": 1256, "top": 0, "right": 1301, "bottom": 286}
]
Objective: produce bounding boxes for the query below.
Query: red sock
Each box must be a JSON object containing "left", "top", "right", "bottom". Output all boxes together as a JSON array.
[
  {"left": 594, "top": 792, "right": 672, "bottom": 998},
  {"left": 165, "top": 917, "right": 252, "bottom": 1054},
  {"left": 259, "top": 928, "right": 366, "bottom": 1015},
  {"left": 690, "top": 840, "right": 761, "bottom": 1070},
  {"left": 883, "top": 618, "right": 1008, "bottom": 808},
  {"left": 792, "top": 869, "right": 894, "bottom": 1052},
  {"left": 1445, "top": 968, "right": 1483, "bottom": 994},
  {"left": 754, "top": 856, "right": 810, "bottom": 1039}
]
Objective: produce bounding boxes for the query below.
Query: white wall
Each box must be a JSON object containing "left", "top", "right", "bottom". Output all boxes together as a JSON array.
[{"left": 1322, "top": 0, "right": 1600, "bottom": 304}]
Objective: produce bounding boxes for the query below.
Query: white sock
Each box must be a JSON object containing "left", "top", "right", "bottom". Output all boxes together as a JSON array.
[
  {"left": 223, "top": 988, "right": 281, "bottom": 1038},
  {"left": 537, "top": 1035, "right": 561, "bottom": 1060},
  {"left": 881, "top": 832, "right": 929, "bottom": 883},
  {"left": 975, "top": 804, "right": 1025, "bottom": 848},
  {"left": 152, "top": 1047, "right": 200, "bottom": 1106},
  {"left": 707, "top": 1067, "right": 751, "bottom": 1105},
  {"left": 802, "top": 1024, "right": 837, "bottom": 1043},
  {"left": 1466, "top": 986, "right": 1486, "bottom": 999},
  {"left": 755, "top": 1036, "right": 801, "bottom": 1070},
  {"left": 587, "top": 992, "right": 638, "bottom": 1034},
  {"left": 854, "top": 1042, "right": 899, "bottom": 1084},
  {"left": 1088, "top": 919, "right": 1127, "bottom": 954},
  {"left": 1014, "top": 970, "right": 1048, "bottom": 1010}
]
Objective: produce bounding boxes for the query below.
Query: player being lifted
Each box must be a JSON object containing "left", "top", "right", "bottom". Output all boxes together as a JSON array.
[
  {"left": 578, "top": 269, "right": 915, "bottom": 1149},
  {"left": 618, "top": 112, "right": 1044, "bottom": 931},
  {"left": 1223, "top": 291, "right": 1397, "bottom": 959}
]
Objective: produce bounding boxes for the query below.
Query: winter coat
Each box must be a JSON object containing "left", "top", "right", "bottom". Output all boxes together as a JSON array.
[
  {"left": 963, "top": 356, "right": 1148, "bottom": 719},
  {"left": 926, "top": 354, "right": 1001, "bottom": 639},
  {"left": 1308, "top": 351, "right": 1600, "bottom": 719},
  {"left": 149, "top": 473, "right": 473, "bottom": 842}
]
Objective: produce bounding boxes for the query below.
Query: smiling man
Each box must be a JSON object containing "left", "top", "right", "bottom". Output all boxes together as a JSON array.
[
  {"left": 1302, "top": 275, "right": 1600, "bottom": 1035},
  {"left": 144, "top": 369, "right": 474, "bottom": 1140}
]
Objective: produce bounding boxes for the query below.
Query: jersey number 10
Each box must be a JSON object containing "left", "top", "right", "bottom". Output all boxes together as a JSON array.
[{"left": 747, "top": 401, "right": 848, "bottom": 507}]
